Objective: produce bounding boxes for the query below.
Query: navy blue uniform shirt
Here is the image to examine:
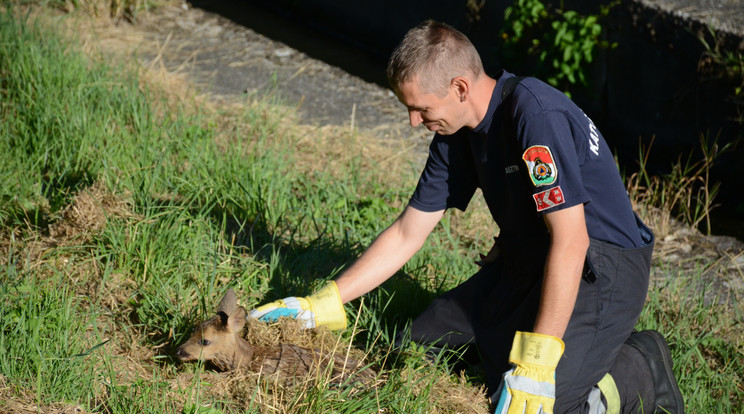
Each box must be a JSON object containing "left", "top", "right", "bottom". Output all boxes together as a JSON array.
[{"left": 409, "top": 70, "right": 643, "bottom": 249}]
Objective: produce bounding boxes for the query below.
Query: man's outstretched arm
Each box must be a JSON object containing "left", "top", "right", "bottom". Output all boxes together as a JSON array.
[
  {"left": 249, "top": 205, "right": 444, "bottom": 329},
  {"left": 335, "top": 205, "right": 445, "bottom": 303}
]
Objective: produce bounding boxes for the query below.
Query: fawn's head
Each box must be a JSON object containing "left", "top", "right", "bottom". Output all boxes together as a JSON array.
[{"left": 175, "top": 288, "right": 251, "bottom": 369}]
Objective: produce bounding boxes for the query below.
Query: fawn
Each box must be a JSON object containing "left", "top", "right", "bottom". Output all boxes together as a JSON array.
[{"left": 175, "top": 288, "right": 376, "bottom": 385}]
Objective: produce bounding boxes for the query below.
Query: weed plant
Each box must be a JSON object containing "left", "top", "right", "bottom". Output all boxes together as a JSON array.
[
  {"left": 0, "top": 4, "right": 742, "bottom": 413},
  {"left": 499, "top": 0, "right": 616, "bottom": 95},
  {"left": 626, "top": 135, "right": 735, "bottom": 237},
  {"left": 699, "top": 26, "right": 744, "bottom": 101}
]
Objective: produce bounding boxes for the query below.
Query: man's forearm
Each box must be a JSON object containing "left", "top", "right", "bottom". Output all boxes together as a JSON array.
[
  {"left": 335, "top": 206, "right": 444, "bottom": 303},
  {"left": 534, "top": 204, "right": 590, "bottom": 338},
  {"left": 335, "top": 228, "right": 417, "bottom": 303},
  {"left": 533, "top": 248, "right": 585, "bottom": 338}
]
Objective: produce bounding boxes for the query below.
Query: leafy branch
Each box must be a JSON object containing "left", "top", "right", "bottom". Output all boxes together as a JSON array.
[{"left": 500, "top": 0, "right": 617, "bottom": 94}]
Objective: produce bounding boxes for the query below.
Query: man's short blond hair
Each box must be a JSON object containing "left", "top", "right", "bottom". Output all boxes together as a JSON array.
[{"left": 387, "top": 20, "right": 485, "bottom": 96}]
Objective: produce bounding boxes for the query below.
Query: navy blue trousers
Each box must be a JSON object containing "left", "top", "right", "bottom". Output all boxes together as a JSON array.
[{"left": 396, "top": 218, "right": 654, "bottom": 413}]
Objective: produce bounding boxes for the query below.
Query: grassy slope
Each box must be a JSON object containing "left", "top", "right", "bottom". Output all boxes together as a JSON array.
[{"left": 0, "top": 4, "right": 741, "bottom": 413}]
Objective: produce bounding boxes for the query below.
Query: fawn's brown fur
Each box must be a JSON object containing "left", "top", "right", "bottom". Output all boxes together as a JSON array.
[{"left": 175, "top": 289, "right": 376, "bottom": 385}]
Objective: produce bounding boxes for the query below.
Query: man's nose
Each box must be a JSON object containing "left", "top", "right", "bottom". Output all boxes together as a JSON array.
[{"left": 408, "top": 110, "right": 423, "bottom": 127}]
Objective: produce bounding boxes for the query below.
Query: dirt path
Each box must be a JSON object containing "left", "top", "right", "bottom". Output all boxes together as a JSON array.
[{"left": 128, "top": 2, "right": 429, "bottom": 148}]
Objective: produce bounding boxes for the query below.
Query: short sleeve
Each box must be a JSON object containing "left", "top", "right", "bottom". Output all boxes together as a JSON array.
[
  {"left": 409, "top": 134, "right": 478, "bottom": 212},
  {"left": 518, "top": 111, "right": 591, "bottom": 214}
]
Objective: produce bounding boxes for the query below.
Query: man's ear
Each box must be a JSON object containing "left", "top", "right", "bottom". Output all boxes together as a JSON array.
[{"left": 451, "top": 76, "right": 470, "bottom": 102}]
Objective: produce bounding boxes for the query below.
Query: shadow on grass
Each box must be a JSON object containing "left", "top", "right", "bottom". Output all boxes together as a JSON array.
[{"left": 212, "top": 202, "right": 441, "bottom": 345}]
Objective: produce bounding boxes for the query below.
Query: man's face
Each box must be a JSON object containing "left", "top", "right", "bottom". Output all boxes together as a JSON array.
[{"left": 396, "top": 77, "right": 467, "bottom": 135}]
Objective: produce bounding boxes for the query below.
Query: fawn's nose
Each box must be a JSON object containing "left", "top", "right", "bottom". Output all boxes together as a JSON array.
[{"left": 175, "top": 347, "right": 190, "bottom": 360}]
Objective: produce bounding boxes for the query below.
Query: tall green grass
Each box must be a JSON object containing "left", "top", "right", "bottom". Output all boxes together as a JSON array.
[
  {"left": 0, "top": 270, "right": 100, "bottom": 406},
  {"left": 1, "top": 4, "right": 741, "bottom": 413},
  {"left": 0, "top": 6, "right": 486, "bottom": 412}
]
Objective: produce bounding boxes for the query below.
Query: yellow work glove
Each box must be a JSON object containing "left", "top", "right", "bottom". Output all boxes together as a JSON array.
[
  {"left": 494, "top": 331, "right": 565, "bottom": 414},
  {"left": 248, "top": 281, "right": 347, "bottom": 330}
]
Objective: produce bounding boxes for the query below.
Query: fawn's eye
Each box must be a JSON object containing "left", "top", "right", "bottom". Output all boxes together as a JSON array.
[{"left": 200, "top": 339, "right": 211, "bottom": 346}]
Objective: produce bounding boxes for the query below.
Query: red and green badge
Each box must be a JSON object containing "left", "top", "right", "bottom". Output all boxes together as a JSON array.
[{"left": 522, "top": 145, "right": 557, "bottom": 187}]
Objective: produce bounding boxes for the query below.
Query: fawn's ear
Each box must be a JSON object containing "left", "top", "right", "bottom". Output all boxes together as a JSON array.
[
  {"left": 218, "top": 288, "right": 237, "bottom": 314},
  {"left": 225, "top": 306, "right": 247, "bottom": 333}
]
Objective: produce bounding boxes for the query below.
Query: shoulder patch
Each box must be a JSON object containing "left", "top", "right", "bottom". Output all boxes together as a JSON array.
[
  {"left": 533, "top": 186, "right": 565, "bottom": 212},
  {"left": 522, "top": 145, "right": 557, "bottom": 187}
]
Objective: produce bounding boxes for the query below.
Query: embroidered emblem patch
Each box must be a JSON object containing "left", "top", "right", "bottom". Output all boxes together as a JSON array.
[
  {"left": 522, "top": 145, "right": 557, "bottom": 187},
  {"left": 533, "top": 186, "right": 565, "bottom": 212}
]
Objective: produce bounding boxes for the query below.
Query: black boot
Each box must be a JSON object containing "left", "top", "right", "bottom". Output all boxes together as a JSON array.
[
  {"left": 625, "top": 330, "right": 684, "bottom": 413},
  {"left": 608, "top": 343, "right": 656, "bottom": 413}
]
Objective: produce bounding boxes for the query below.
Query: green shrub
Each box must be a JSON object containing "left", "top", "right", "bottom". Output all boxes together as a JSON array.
[{"left": 500, "top": 0, "right": 616, "bottom": 94}]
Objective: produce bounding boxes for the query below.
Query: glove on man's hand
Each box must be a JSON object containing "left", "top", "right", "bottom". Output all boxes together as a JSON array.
[
  {"left": 248, "top": 281, "right": 347, "bottom": 330},
  {"left": 494, "top": 331, "right": 565, "bottom": 414}
]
